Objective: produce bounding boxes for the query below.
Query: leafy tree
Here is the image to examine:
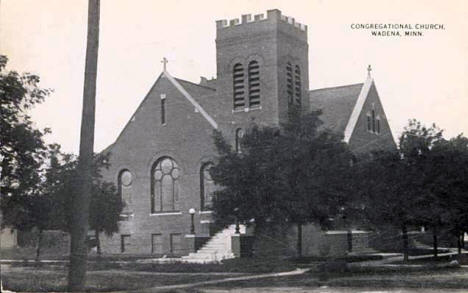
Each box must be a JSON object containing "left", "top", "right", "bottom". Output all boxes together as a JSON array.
[
  {"left": 210, "top": 110, "right": 354, "bottom": 256},
  {"left": 49, "top": 150, "right": 123, "bottom": 256},
  {"left": 1, "top": 182, "right": 54, "bottom": 261},
  {"left": 355, "top": 120, "right": 445, "bottom": 261},
  {"left": 354, "top": 150, "right": 421, "bottom": 261},
  {"left": 44, "top": 144, "right": 78, "bottom": 232},
  {"left": 399, "top": 120, "right": 447, "bottom": 258},
  {"left": 0, "top": 54, "right": 50, "bottom": 214},
  {"left": 3, "top": 144, "right": 73, "bottom": 261},
  {"left": 89, "top": 181, "right": 122, "bottom": 256},
  {"left": 0, "top": 56, "right": 50, "bottom": 192},
  {"left": 357, "top": 120, "right": 468, "bottom": 260},
  {"left": 425, "top": 135, "right": 468, "bottom": 255},
  {"left": 0, "top": 55, "right": 51, "bottom": 260}
]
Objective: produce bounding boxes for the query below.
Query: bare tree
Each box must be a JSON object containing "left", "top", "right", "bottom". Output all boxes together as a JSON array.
[{"left": 67, "top": 0, "right": 100, "bottom": 291}]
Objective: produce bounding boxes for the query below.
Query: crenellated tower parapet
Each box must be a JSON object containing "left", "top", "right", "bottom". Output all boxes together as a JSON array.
[
  {"left": 215, "top": 9, "right": 309, "bottom": 126},
  {"left": 216, "top": 9, "right": 307, "bottom": 33}
]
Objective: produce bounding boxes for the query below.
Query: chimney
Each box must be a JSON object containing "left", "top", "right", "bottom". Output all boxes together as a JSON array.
[{"left": 199, "top": 76, "right": 208, "bottom": 86}]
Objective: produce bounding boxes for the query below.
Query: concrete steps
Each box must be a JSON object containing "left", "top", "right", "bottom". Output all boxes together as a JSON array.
[{"left": 181, "top": 224, "right": 246, "bottom": 263}]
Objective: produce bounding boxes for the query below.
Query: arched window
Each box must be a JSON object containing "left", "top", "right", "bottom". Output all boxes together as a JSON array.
[
  {"left": 119, "top": 170, "right": 133, "bottom": 215},
  {"left": 294, "top": 65, "right": 302, "bottom": 105},
  {"left": 200, "top": 162, "right": 215, "bottom": 210},
  {"left": 233, "top": 63, "right": 245, "bottom": 110},
  {"left": 371, "top": 110, "right": 376, "bottom": 133},
  {"left": 286, "top": 62, "right": 293, "bottom": 105},
  {"left": 248, "top": 60, "right": 260, "bottom": 108},
  {"left": 151, "top": 157, "right": 180, "bottom": 213},
  {"left": 235, "top": 128, "right": 244, "bottom": 153},
  {"left": 160, "top": 94, "right": 166, "bottom": 125},
  {"left": 367, "top": 114, "right": 372, "bottom": 132},
  {"left": 376, "top": 117, "right": 381, "bottom": 134}
]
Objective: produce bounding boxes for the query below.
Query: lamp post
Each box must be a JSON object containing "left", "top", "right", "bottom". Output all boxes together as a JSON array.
[
  {"left": 340, "top": 206, "right": 352, "bottom": 252},
  {"left": 189, "top": 208, "right": 196, "bottom": 234},
  {"left": 234, "top": 207, "right": 240, "bottom": 234}
]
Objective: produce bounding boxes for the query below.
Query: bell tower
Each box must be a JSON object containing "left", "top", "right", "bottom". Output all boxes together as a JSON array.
[{"left": 215, "top": 9, "right": 309, "bottom": 126}]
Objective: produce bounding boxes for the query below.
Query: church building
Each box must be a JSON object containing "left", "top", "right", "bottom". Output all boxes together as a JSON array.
[{"left": 99, "top": 9, "right": 396, "bottom": 258}]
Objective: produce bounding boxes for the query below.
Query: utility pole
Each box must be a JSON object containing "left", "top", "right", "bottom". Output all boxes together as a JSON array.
[
  {"left": 67, "top": 0, "right": 100, "bottom": 291},
  {"left": 0, "top": 204, "right": 2, "bottom": 293},
  {"left": 1, "top": 157, "right": 4, "bottom": 293}
]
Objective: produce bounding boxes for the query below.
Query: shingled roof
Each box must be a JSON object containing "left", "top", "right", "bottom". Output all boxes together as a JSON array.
[
  {"left": 309, "top": 83, "right": 364, "bottom": 134},
  {"left": 175, "top": 78, "right": 216, "bottom": 95},
  {"left": 174, "top": 78, "right": 368, "bottom": 136},
  {"left": 173, "top": 77, "right": 222, "bottom": 120}
]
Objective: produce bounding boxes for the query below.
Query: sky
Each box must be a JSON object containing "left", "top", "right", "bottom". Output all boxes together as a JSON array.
[{"left": 1, "top": 0, "right": 467, "bottom": 154}]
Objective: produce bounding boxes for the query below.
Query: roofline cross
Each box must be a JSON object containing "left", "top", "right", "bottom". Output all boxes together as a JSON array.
[
  {"left": 161, "top": 57, "right": 168, "bottom": 71},
  {"left": 367, "top": 64, "right": 372, "bottom": 78}
]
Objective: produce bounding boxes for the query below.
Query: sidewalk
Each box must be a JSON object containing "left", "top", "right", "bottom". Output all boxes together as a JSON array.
[
  {"left": 349, "top": 247, "right": 467, "bottom": 267},
  {"left": 2, "top": 249, "right": 467, "bottom": 292},
  {"left": 107, "top": 268, "right": 310, "bottom": 293}
]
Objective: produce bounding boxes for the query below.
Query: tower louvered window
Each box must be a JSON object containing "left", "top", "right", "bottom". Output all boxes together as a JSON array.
[
  {"left": 233, "top": 63, "right": 245, "bottom": 110},
  {"left": 248, "top": 60, "right": 260, "bottom": 107},
  {"left": 294, "top": 65, "right": 302, "bottom": 105},
  {"left": 286, "top": 62, "right": 293, "bottom": 105}
]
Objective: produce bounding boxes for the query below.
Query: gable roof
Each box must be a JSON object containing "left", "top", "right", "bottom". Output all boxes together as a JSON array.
[
  {"left": 162, "top": 71, "right": 218, "bottom": 129},
  {"left": 309, "top": 83, "right": 364, "bottom": 135},
  {"left": 101, "top": 71, "right": 219, "bottom": 154},
  {"left": 342, "top": 76, "right": 373, "bottom": 142},
  {"left": 173, "top": 77, "right": 223, "bottom": 121},
  {"left": 175, "top": 78, "right": 216, "bottom": 95}
]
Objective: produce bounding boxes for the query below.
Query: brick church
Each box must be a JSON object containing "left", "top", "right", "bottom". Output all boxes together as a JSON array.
[{"left": 99, "top": 9, "right": 396, "bottom": 258}]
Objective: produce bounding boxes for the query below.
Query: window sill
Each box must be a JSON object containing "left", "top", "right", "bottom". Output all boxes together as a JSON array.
[
  {"left": 232, "top": 106, "right": 262, "bottom": 113},
  {"left": 119, "top": 213, "right": 134, "bottom": 221},
  {"left": 200, "top": 219, "right": 214, "bottom": 224},
  {"left": 367, "top": 130, "right": 381, "bottom": 135},
  {"left": 149, "top": 211, "right": 182, "bottom": 216},
  {"left": 199, "top": 210, "right": 213, "bottom": 214}
]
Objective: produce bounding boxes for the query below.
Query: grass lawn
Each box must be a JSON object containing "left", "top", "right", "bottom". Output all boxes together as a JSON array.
[
  {"left": 199, "top": 267, "right": 468, "bottom": 290},
  {"left": 376, "top": 247, "right": 450, "bottom": 256},
  {"left": 2, "top": 265, "right": 234, "bottom": 292},
  {"left": 4, "top": 259, "right": 468, "bottom": 291},
  {"left": 327, "top": 268, "right": 468, "bottom": 289},
  {"left": 87, "top": 255, "right": 381, "bottom": 273},
  {"left": 5, "top": 247, "right": 468, "bottom": 292},
  {"left": 1, "top": 257, "right": 299, "bottom": 292},
  {"left": 390, "top": 253, "right": 468, "bottom": 265},
  {"left": 0, "top": 247, "right": 167, "bottom": 261},
  {"left": 0, "top": 247, "right": 68, "bottom": 260},
  {"left": 124, "top": 258, "right": 299, "bottom": 273}
]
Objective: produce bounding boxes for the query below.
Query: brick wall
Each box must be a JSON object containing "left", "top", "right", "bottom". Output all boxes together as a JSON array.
[
  {"left": 98, "top": 10, "right": 393, "bottom": 257},
  {"left": 99, "top": 75, "right": 219, "bottom": 255},
  {"left": 349, "top": 83, "right": 397, "bottom": 154},
  {"left": 215, "top": 9, "right": 309, "bottom": 134}
]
